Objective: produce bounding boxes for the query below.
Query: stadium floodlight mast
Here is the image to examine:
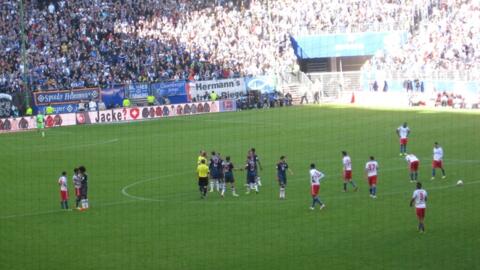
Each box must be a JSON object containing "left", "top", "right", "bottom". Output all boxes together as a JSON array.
[{"left": 19, "top": 0, "right": 31, "bottom": 108}]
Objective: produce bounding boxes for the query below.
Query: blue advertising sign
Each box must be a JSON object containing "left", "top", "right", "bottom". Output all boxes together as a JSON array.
[
  {"left": 37, "top": 104, "right": 78, "bottom": 114},
  {"left": 291, "top": 31, "right": 408, "bottom": 59},
  {"left": 245, "top": 76, "right": 277, "bottom": 93},
  {"left": 101, "top": 86, "right": 125, "bottom": 108},
  {"left": 151, "top": 81, "right": 186, "bottom": 96},
  {"left": 33, "top": 88, "right": 100, "bottom": 106},
  {"left": 151, "top": 81, "right": 188, "bottom": 104},
  {"left": 126, "top": 83, "right": 149, "bottom": 99}
]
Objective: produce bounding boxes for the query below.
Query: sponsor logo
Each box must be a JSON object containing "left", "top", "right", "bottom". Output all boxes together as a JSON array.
[
  {"left": 94, "top": 110, "right": 123, "bottom": 123},
  {"left": 129, "top": 108, "right": 140, "bottom": 119}
]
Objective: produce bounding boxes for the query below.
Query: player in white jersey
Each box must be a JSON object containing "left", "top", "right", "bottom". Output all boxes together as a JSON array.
[
  {"left": 72, "top": 168, "right": 82, "bottom": 209},
  {"left": 405, "top": 154, "right": 420, "bottom": 182},
  {"left": 309, "top": 163, "right": 325, "bottom": 210},
  {"left": 410, "top": 182, "right": 427, "bottom": 233},
  {"left": 431, "top": 142, "right": 446, "bottom": 180},
  {"left": 365, "top": 156, "right": 379, "bottom": 199},
  {"left": 58, "top": 171, "right": 69, "bottom": 210},
  {"left": 396, "top": 122, "right": 410, "bottom": 156},
  {"left": 341, "top": 151, "right": 358, "bottom": 192}
]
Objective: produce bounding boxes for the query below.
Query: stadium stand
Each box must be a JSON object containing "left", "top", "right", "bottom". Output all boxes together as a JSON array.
[
  {"left": 364, "top": 0, "right": 480, "bottom": 79},
  {"left": 0, "top": 0, "right": 460, "bottom": 91}
]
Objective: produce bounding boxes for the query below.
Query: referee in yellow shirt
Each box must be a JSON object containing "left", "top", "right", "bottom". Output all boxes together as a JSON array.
[
  {"left": 197, "top": 150, "right": 207, "bottom": 165},
  {"left": 197, "top": 159, "right": 210, "bottom": 198}
]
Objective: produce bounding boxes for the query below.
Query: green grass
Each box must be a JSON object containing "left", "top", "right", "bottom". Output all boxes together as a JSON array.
[{"left": 1, "top": 106, "right": 479, "bottom": 270}]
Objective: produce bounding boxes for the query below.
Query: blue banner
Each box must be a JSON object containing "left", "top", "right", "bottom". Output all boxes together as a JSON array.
[
  {"left": 291, "top": 31, "right": 408, "bottom": 59},
  {"left": 33, "top": 88, "right": 100, "bottom": 106},
  {"left": 101, "top": 86, "right": 125, "bottom": 108},
  {"left": 37, "top": 104, "right": 78, "bottom": 114},
  {"left": 127, "top": 83, "right": 149, "bottom": 99},
  {"left": 245, "top": 76, "right": 277, "bottom": 94},
  {"left": 151, "top": 81, "right": 188, "bottom": 104},
  {"left": 151, "top": 81, "right": 186, "bottom": 96}
]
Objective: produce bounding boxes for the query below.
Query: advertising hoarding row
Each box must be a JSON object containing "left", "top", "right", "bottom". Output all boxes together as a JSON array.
[
  {"left": 30, "top": 76, "right": 274, "bottom": 114},
  {"left": 1, "top": 100, "right": 236, "bottom": 133},
  {"left": 0, "top": 113, "right": 77, "bottom": 133}
]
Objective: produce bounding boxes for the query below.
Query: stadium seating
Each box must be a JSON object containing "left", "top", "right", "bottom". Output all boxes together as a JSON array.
[{"left": 0, "top": 0, "right": 478, "bottom": 94}]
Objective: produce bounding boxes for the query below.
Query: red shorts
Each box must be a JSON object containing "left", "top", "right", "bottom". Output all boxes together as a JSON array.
[
  {"left": 368, "top": 176, "right": 377, "bottom": 186},
  {"left": 432, "top": 160, "right": 443, "bottom": 169},
  {"left": 416, "top": 208, "right": 426, "bottom": 219},
  {"left": 410, "top": 161, "right": 419, "bottom": 172},
  {"left": 60, "top": 190, "right": 69, "bottom": 201},
  {"left": 343, "top": 170, "right": 352, "bottom": 181},
  {"left": 311, "top": 185, "right": 320, "bottom": 196},
  {"left": 75, "top": 188, "right": 81, "bottom": 197},
  {"left": 400, "top": 138, "right": 408, "bottom": 145}
]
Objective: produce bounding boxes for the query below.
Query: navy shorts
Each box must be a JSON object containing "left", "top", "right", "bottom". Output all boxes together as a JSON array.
[
  {"left": 210, "top": 170, "right": 221, "bottom": 179},
  {"left": 278, "top": 175, "right": 287, "bottom": 186},
  {"left": 224, "top": 173, "right": 234, "bottom": 183},
  {"left": 247, "top": 172, "right": 257, "bottom": 184},
  {"left": 80, "top": 186, "right": 88, "bottom": 198}
]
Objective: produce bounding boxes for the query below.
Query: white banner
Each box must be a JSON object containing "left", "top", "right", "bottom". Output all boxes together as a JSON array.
[
  {"left": 0, "top": 113, "right": 77, "bottom": 133},
  {"left": 1, "top": 101, "right": 230, "bottom": 134},
  {"left": 76, "top": 101, "right": 221, "bottom": 125},
  {"left": 187, "top": 78, "right": 246, "bottom": 101}
]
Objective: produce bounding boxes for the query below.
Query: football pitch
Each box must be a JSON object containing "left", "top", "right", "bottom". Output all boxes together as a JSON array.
[{"left": 1, "top": 105, "right": 479, "bottom": 270}]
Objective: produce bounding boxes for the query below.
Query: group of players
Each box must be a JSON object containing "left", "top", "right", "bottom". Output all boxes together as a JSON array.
[
  {"left": 57, "top": 166, "right": 89, "bottom": 211},
  {"left": 196, "top": 148, "right": 264, "bottom": 199},
  {"left": 194, "top": 122, "right": 447, "bottom": 233},
  {"left": 396, "top": 122, "right": 447, "bottom": 232}
]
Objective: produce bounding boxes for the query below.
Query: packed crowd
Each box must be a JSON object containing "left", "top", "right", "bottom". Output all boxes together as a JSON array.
[
  {"left": 364, "top": 0, "right": 480, "bottom": 77},
  {"left": 0, "top": 0, "right": 428, "bottom": 93}
]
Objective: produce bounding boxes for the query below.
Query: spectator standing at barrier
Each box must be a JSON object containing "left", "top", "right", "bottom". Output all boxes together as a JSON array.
[
  {"left": 210, "top": 91, "right": 218, "bottom": 101},
  {"left": 285, "top": 93, "right": 293, "bottom": 106},
  {"left": 78, "top": 101, "right": 86, "bottom": 112},
  {"left": 25, "top": 107, "right": 33, "bottom": 116},
  {"left": 313, "top": 91, "right": 320, "bottom": 104},
  {"left": 88, "top": 99, "right": 97, "bottom": 111},
  {"left": 373, "top": 81, "right": 379, "bottom": 92},
  {"left": 147, "top": 95, "right": 156, "bottom": 106},
  {"left": 123, "top": 98, "right": 131, "bottom": 108},
  {"left": 164, "top": 96, "right": 171, "bottom": 105},
  {"left": 300, "top": 91, "right": 309, "bottom": 104},
  {"left": 45, "top": 103, "right": 54, "bottom": 115}
]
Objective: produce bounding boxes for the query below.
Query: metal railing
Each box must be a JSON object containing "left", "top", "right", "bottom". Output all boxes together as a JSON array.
[{"left": 363, "top": 69, "right": 480, "bottom": 81}]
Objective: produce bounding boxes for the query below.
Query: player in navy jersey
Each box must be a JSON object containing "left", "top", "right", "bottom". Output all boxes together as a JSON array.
[
  {"left": 209, "top": 152, "right": 222, "bottom": 192},
  {"left": 221, "top": 156, "right": 239, "bottom": 197},
  {"left": 276, "top": 156, "right": 293, "bottom": 199},
  {"left": 245, "top": 155, "right": 258, "bottom": 194},
  {"left": 217, "top": 153, "right": 225, "bottom": 196},
  {"left": 78, "top": 166, "right": 89, "bottom": 211},
  {"left": 250, "top": 148, "right": 263, "bottom": 186}
]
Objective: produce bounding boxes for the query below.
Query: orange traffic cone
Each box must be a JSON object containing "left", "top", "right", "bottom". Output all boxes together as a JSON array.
[{"left": 350, "top": 92, "right": 355, "bottom": 104}]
